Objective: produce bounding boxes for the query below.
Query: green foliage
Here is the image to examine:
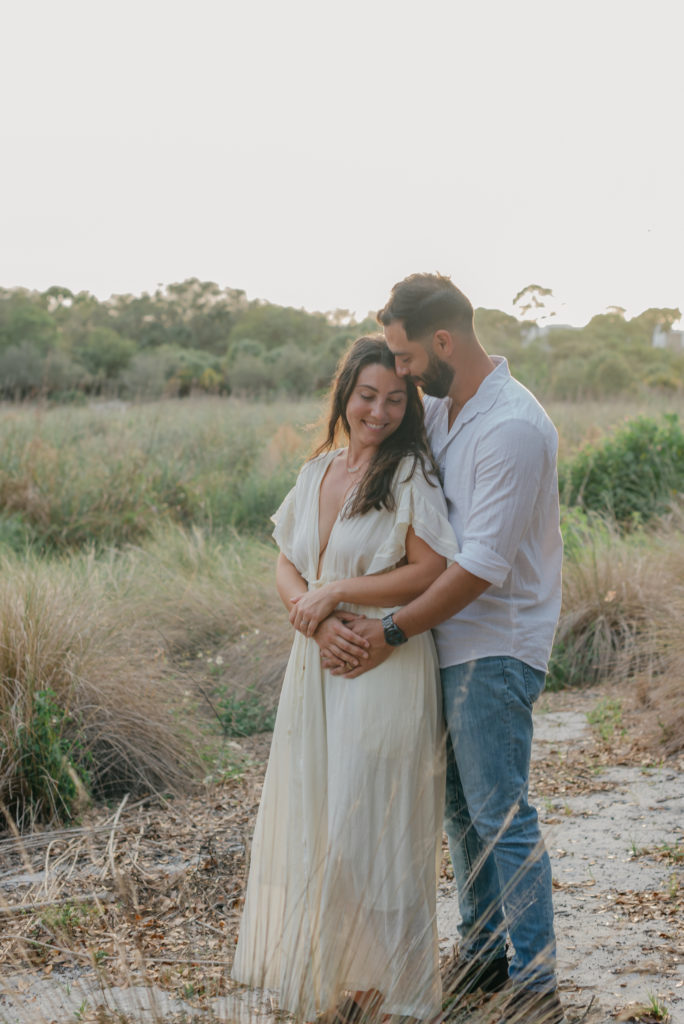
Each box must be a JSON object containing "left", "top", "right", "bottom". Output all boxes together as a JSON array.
[
  {"left": 40, "top": 900, "right": 96, "bottom": 936},
  {"left": 228, "top": 301, "right": 330, "bottom": 352},
  {"left": 586, "top": 697, "right": 624, "bottom": 742},
  {"left": 72, "top": 326, "right": 136, "bottom": 380},
  {"left": 0, "top": 399, "right": 309, "bottom": 552},
  {"left": 1, "top": 282, "right": 682, "bottom": 401},
  {"left": 645, "top": 992, "right": 670, "bottom": 1022},
  {"left": 225, "top": 464, "right": 298, "bottom": 535},
  {"left": 15, "top": 688, "right": 91, "bottom": 823},
  {"left": 0, "top": 342, "right": 45, "bottom": 398},
  {"left": 560, "top": 414, "right": 684, "bottom": 525},
  {"left": 657, "top": 840, "right": 684, "bottom": 864},
  {"left": 215, "top": 685, "right": 277, "bottom": 737}
]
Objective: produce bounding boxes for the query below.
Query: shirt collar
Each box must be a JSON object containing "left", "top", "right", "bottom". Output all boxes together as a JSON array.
[
  {"left": 446, "top": 356, "right": 509, "bottom": 432},
  {"left": 427, "top": 356, "right": 510, "bottom": 456},
  {"left": 456, "top": 355, "right": 510, "bottom": 424}
]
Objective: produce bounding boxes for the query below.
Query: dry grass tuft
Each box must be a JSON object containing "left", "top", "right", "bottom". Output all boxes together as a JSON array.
[
  {"left": 0, "top": 553, "right": 199, "bottom": 828},
  {"left": 553, "top": 512, "right": 684, "bottom": 689},
  {"left": 632, "top": 621, "right": 684, "bottom": 758},
  {"left": 554, "top": 508, "right": 684, "bottom": 757},
  {"left": 0, "top": 524, "right": 288, "bottom": 830}
]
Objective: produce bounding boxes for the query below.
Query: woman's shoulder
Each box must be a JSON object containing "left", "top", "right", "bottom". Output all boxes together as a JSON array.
[
  {"left": 393, "top": 451, "right": 440, "bottom": 490},
  {"left": 296, "top": 448, "right": 338, "bottom": 485}
]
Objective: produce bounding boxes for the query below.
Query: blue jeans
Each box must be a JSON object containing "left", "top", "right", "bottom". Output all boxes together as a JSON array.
[{"left": 441, "top": 657, "right": 557, "bottom": 992}]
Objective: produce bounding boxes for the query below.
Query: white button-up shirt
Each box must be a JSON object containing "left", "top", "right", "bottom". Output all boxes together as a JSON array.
[{"left": 424, "top": 357, "right": 563, "bottom": 673}]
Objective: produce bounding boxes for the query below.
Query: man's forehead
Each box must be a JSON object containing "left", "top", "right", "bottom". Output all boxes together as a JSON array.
[
  {"left": 384, "top": 320, "right": 409, "bottom": 344},
  {"left": 384, "top": 321, "right": 424, "bottom": 351}
]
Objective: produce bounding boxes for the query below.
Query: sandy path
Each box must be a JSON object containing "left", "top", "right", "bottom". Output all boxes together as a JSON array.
[{"left": 0, "top": 694, "right": 682, "bottom": 1024}]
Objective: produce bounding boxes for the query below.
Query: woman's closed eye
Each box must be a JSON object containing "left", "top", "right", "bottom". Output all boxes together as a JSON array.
[{"left": 359, "top": 393, "right": 404, "bottom": 405}]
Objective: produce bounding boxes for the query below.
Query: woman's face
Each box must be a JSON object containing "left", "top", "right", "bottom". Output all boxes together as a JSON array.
[{"left": 345, "top": 363, "right": 408, "bottom": 448}]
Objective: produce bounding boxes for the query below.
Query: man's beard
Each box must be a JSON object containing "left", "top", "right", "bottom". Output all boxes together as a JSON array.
[{"left": 416, "top": 350, "right": 455, "bottom": 398}]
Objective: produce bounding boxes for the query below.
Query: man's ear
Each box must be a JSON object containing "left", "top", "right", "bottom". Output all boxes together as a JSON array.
[{"left": 433, "top": 329, "right": 454, "bottom": 357}]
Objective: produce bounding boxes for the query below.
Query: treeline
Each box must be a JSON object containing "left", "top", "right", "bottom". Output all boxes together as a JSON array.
[
  {"left": 478, "top": 305, "right": 684, "bottom": 399},
  {"left": 0, "top": 280, "right": 682, "bottom": 402}
]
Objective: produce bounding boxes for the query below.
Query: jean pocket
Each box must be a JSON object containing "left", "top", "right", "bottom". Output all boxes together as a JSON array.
[{"left": 522, "top": 662, "right": 546, "bottom": 705}]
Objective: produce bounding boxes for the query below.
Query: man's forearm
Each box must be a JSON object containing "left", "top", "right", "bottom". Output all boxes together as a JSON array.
[
  {"left": 392, "top": 562, "right": 490, "bottom": 638},
  {"left": 332, "top": 562, "right": 490, "bottom": 678}
]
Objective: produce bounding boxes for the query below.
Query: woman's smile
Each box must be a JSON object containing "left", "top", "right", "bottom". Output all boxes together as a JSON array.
[{"left": 345, "top": 363, "right": 408, "bottom": 449}]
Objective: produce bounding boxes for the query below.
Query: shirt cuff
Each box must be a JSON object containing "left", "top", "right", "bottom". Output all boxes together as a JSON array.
[{"left": 454, "top": 541, "right": 512, "bottom": 588}]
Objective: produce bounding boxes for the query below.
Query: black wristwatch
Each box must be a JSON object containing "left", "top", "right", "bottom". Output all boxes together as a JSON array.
[{"left": 382, "top": 613, "right": 408, "bottom": 646}]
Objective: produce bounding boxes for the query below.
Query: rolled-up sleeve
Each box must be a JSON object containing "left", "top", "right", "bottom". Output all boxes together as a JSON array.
[{"left": 454, "top": 419, "right": 549, "bottom": 587}]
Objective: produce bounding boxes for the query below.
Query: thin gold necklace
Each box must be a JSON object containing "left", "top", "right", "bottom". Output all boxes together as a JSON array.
[{"left": 344, "top": 450, "right": 368, "bottom": 475}]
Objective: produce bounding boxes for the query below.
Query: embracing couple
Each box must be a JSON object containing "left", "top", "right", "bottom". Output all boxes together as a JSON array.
[{"left": 232, "top": 274, "right": 564, "bottom": 1024}]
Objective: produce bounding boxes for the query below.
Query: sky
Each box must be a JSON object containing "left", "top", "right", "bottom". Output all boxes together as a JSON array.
[{"left": 2, "top": 0, "right": 683, "bottom": 327}]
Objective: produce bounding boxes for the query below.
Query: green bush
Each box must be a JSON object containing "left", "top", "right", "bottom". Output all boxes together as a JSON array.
[
  {"left": 15, "top": 688, "right": 91, "bottom": 823},
  {"left": 215, "top": 686, "right": 277, "bottom": 737},
  {"left": 560, "top": 414, "right": 684, "bottom": 526}
]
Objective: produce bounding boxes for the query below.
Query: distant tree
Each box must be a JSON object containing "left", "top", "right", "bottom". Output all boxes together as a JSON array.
[
  {"left": 272, "top": 343, "right": 317, "bottom": 396},
  {"left": 229, "top": 353, "right": 278, "bottom": 395},
  {"left": 512, "top": 284, "right": 556, "bottom": 324},
  {"left": 585, "top": 352, "right": 637, "bottom": 397},
  {"left": 0, "top": 299, "right": 58, "bottom": 354},
  {"left": 41, "top": 286, "right": 75, "bottom": 317},
  {"left": 72, "top": 327, "right": 136, "bottom": 379},
  {"left": 629, "top": 307, "right": 682, "bottom": 345},
  {"left": 474, "top": 308, "right": 525, "bottom": 357},
  {"left": 43, "top": 350, "right": 85, "bottom": 395},
  {"left": 228, "top": 302, "right": 330, "bottom": 352},
  {"left": 158, "top": 279, "right": 247, "bottom": 354},
  {"left": 0, "top": 343, "right": 44, "bottom": 399}
]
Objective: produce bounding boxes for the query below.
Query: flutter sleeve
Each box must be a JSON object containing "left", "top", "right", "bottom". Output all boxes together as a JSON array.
[
  {"left": 270, "top": 454, "right": 328, "bottom": 578},
  {"left": 270, "top": 483, "right": 298, "bottom": 564},
  {"left": 365, "top": 458, "right": 459, "bottom": 576}
]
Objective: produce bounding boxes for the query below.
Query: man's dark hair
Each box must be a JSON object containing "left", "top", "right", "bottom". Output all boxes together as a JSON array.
[{"left": 377, "top": 273, "right": 474, "bottom": 339}]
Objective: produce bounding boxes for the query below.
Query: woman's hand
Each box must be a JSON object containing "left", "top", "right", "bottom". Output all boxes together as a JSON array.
[
  {"left": 290, "top": 583, "right": 341, "bottom": 636},
  {"left": 313, "top": 613, "right": 370, "bottom": 671}
]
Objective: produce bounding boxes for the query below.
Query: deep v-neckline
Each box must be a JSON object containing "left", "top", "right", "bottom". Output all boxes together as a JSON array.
[{"left": 315, "top": 451, "right": 356, "bottom": 578}]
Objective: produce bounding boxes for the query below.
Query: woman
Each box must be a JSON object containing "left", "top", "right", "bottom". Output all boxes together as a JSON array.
[{"left": 231, "top": 336, "right": 457, "bottom": 1022}]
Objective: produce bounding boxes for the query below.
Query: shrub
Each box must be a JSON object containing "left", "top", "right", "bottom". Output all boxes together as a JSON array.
[
  {"left": 559, "top": 414, "right": 684, "bottom": 526},
  {"left": 548, "top": 510, "right": 684, "bottom": 690},
  {"left": 215, "top": 685, "right": 277, "bottom": 737},
  {"left": 14, "top": 688, "right": 92, "bottom": 822},
  {"left": 0, "top": 552, "right": 200, "bottom": 827}
]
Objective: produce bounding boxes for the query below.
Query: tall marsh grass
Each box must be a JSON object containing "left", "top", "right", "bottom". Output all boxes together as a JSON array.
[
  {"left": 551, "top": 505, "right": 684, "bottom": 709},
  {"left": 0, "top": 527, "right": 287, "bottom": 828},
  {"left": 0, "top": 398, "right": 320, "bottom": 552},
  {"left": 0, "top": 550, "right": 192, "bottom": 826},
  {"left": 1, "top": 394, "right": 683, "bottom": 828}
]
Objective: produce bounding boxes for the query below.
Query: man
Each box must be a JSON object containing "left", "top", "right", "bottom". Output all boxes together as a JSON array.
[{"left": 322, "top": 274, "right": 564, "bottom": 1023}]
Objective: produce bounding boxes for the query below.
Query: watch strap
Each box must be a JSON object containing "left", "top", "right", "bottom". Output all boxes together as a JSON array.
[{"left": 382, "top": 613, "right": 408, "bottom": 646}]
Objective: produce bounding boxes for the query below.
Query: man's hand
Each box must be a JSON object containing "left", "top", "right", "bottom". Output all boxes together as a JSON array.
[
  {"left": 313, "top": 613, "right": 369, "bottom": 671},
  {"left": 327, "top": 617, "right": 392, "bottom": 678}
]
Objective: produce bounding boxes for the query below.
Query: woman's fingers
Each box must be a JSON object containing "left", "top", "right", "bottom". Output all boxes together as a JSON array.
[
  {"left": 326, "top": 642, "right": 360, "bottom": 666},
  {"left": 290, "top": 605, "right": 316, "bottom": 635},
  {"left": 321, "top": 647, "right": 351, "bottom": 670},
  {"left": 332, "top": 625, "right": 370, "bottom": 655}
]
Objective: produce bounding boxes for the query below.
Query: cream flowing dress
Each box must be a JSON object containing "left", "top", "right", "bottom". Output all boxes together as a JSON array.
[{"left": 231, "top": 450, "right": 458, "bottom": 1020}]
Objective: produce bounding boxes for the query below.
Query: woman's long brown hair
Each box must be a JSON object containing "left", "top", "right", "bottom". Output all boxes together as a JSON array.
[{"left": 310, "top": 335, "right": 439, "bottom": 517}]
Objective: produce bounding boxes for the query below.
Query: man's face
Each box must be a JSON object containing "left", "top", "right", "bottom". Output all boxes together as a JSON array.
[{"left": 384, "top": 320, "right": 455, "bottom": 398}]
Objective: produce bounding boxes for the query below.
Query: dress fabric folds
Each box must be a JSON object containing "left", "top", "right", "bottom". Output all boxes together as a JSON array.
[{"left": 231, "top": 451, "right": 458, "bottom": 1020}]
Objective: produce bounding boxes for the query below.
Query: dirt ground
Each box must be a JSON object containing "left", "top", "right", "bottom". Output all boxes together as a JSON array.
[
  {"left": 446, "top": 688, "right": 684, "bottom": 1024},
  {"left": 0, "top": 687, "right": 682, "bottom": 1024}
]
